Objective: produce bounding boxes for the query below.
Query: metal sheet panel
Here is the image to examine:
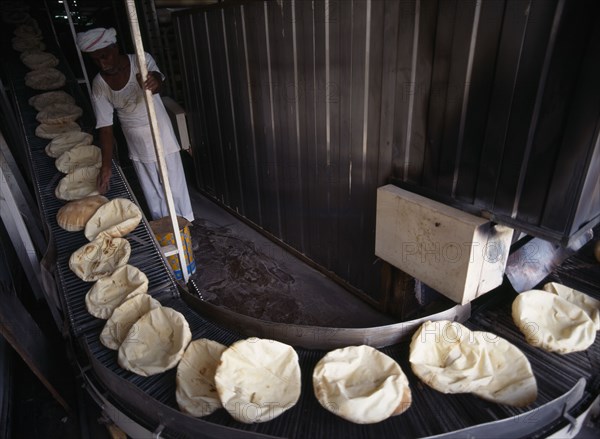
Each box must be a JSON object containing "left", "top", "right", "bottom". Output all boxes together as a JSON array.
[{"left": 174, "top": 0, "right": 600, "bottom": 302}]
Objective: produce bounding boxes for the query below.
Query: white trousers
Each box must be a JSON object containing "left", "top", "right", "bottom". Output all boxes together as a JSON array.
[{"left": 132, "top": 152, "right": 195, "bottom": 222}]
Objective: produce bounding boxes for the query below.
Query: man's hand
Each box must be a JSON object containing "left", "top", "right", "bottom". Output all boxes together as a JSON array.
[
  {"left": 97, "top": 165, "right": 112, "bottom": 194},
  {"left": 136, "top": 71, "right": 162, "bottom": 94}
]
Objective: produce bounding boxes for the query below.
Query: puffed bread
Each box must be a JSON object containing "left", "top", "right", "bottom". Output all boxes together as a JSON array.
[
  {"left": 69, "top": 236, "right": 130, "bottom": 282},
  {"left": 215, "top": 338, "right": 301, "bottom": 423},
  {"left": 84, "top": 198, "right": 142, "bottom": 241},
  {"left": 313, "top": 345, "right": 412, "bottom": 424},
  {"left": 100, "top": 294, "right": 161, "bottom": 350},
  {"left": 85, "top": 264, "right": 149, "bottom": 319},
  {"left": 118, "top": 307, "right": 192, "bottom": 377},
  {"left": 176, "top": 339, "right": 227, "bottom": 417},
  {"left": 56, "top": 195, "right": 108, "bottom": 232},
  {"left": 45, "top": 131, "right": 93, "bottom": 157}
]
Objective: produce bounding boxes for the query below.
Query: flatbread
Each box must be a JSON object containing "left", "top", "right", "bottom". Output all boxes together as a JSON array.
[
  {"left": 118, "top": 307, "right": 192, "bottom": 377},
  {"left": 56, "top": 195, "right": 109, "bottom": 232},
  {"left": 410, "top": 321, "right": 537, "bottom": 407},
  {"left": 100, "top": 294, "right": 161, "bottom": 350},
  {"left": 25, "top": 68, "right": 65, "bottom": 90},
  {"left": 14, "top": 23, "right": 41, "bottom": 38},
  {"left": 69, "top": 236, "right": 131, "bottom": 282},
  {"left": 45, "top": 131, "right": 93, "bottom": 157},
  {"left": 12, "top": 36, "right": 44, "bottom": 52},
  {"left": 85, "top": 264, "right": 149, "bottom": 319},
  {"left": 313, "top": 345, "right": 412, "bottom": 424},
  {"left": 29, "top": 90, "right": 75, "bottom": 112},
  {"left": 176, "top": 339, "right": 227, "bottom": 417},
  {"left": 21, "top": 51, "right": 58, "bottom": 70},
  {"left": 55, "top": 166, "right": 99, "bottom": 201},
  {"left": 215, "top": 337, "right": 301, "bottom": 423},
  {"left": 543, "top": 282, "right": 600, "bottom": 330},
  {"left": 36, "top": 122, "right": 81, "bottom": 140},
  {"left": 55, "top": 145, "right": 101, "bottom": 174},
  {"left": 36, "top": 102, "right": 82, "bottom": 124},
  {"left": 512, "top": 290, "right": 596, "bottom": 354},
  {"left": 84, "top": 198, "right": 142, "bottom": 241},
  {"left": 3, "top": 11, "right": 30, "bottom": 24}
]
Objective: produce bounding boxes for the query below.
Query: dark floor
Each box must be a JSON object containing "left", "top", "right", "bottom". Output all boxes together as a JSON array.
[{"left": 186, "top": 189, "right": 397, "bottom": 328}]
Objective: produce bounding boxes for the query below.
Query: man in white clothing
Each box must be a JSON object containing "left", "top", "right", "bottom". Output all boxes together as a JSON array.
[{"left": 76, "top": 27, "right": 194, "bottom": 222}]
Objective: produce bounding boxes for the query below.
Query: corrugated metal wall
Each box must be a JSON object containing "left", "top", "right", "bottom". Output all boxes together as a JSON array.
[{"left": 174, "top": 0, "right": 600, "bottom": 304}]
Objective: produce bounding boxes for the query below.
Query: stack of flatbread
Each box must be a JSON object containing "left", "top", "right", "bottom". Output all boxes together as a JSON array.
[
  {"left": 26, "top": 72, "right": 83, "bottom": 140},
  {"left": 29, "top": 90, "right": 75, "bottom": 112},
  {"left": 45, "top": 131, "right": 93, "bottom": 158},
  {"left": 214, "top": 338, "right": 301, "bottom": 423},
  {"left": 512, "top": 282, "right": 600, "bottom": 353},
  {"left": 56, "top": 195, "right": 109, "bottom": 232},
  {"left": 55, "top": 166, "right": 99, "bottom": 200},
  {"left": 21, "top": 51, "right": 58, "bottom": 70},
  {"left": 313, "top": 345, "right": 412, "bottom": 424},
  {"left": 409, "top": 320, "right": 537, "bottom": 407},
  {"left": 9, "top": 12, "right": 43, "bottom": 50}
]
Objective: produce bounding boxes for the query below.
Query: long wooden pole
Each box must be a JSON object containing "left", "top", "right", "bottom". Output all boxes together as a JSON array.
[{"left": 124, "top": 0, "right": 189, "bottom": 282}]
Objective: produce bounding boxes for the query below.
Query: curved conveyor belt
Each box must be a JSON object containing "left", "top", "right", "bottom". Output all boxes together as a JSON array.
[{"left": 2, "top": 9, "right": 599, "bottom": 439}]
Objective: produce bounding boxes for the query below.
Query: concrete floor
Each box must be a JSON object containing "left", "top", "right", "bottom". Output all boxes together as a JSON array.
[{"left": 186, "top": 189, "right": 397, "bottom": 328}]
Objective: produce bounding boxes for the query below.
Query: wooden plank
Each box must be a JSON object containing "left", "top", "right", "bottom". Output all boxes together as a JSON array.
[
  {"left": 375, "top": 184, "right": 512, "bottom": 304},
  {"left": 0, "top": 283, "right": 71, "bottom": 413},
  {"left": 125, "top": 0, "right": 189, "bottom": 281}
]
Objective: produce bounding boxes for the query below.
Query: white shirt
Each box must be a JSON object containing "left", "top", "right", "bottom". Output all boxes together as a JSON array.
[{"left": 91, "top": 53, "right": 180, "bottom": 163}]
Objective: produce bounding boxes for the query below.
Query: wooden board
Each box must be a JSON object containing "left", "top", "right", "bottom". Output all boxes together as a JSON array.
[{"left": 375, "top": 184, "right": 513, "bottom": 304}]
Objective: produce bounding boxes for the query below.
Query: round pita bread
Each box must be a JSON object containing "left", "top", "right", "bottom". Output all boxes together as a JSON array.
[
  {"left": 69, "top": 236, "right": 131, "bottom": 282},
  {"left": 29, "top": 90, "right": 75, "bottom": 112},
  {"left": 25, "top": 68, "right": 65, "bottom": 91},
  {"left": 84, "top": 198, "right": 142, "bottom": 241},
  {"left": 215, "top": 338, "right": 301, "bottom": 424},
  {"left": 45, "top": 131, "right": 93, "bottom": 157},
  {"left": 176, "top": 339, "right": 227, "bottom": 417},
  {"left": 542, "top": 282, "right": 600, "bottom": 331},
  {"left": 313, "top": 345, "right": 412, "bottom": 424},
  {"left": 410, "top": 321, "right": 537, "bottom": 407},
  {"left": 36, "top": 103, "right": 82, "bottom": 124},
  {"left": 12, "top": 36, "right": 44, "bottom": 52},
  {"left": 36, "top": 122, "right": 81, "bottom": 140},
  {"left": 56, "top": 195, "right": 109, "bottom": 232},
  {"left": 14, "top": 23, "right": 41, "bottom": 38},
  {"left": 55, "top": 145, "right": 101, "bottom": 174},
  {"left": 55, "top": 166, "right": 99, "bottom": 201},
  {"left": 3, "top": 11, "right": 30, "bottom": 24},
  {"left": 21, "top": 51, "right": 58, "bottom": 70},
  {"left": 512, "top": 290, "right": 596, "bottom": 354},
  {"left": 118, "top": 306, "right": 192, "bottom": 377},
  {"left": 100, "top": 294, "right": 161, "bottom": 350},
  {"left": 85, "top": 264, "right": 149, "bottom": 319}
]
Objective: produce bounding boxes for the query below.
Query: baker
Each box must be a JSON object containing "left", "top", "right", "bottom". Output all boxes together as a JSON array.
[{"left": 76, "top": 27, "right": 194, "bottom": 222}]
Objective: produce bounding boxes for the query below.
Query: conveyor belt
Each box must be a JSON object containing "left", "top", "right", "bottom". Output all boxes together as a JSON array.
[{"left": 2, "top": 9, "right": 600, "bottom": 439}]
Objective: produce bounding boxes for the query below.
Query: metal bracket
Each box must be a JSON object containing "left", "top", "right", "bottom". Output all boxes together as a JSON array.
[{"left": 427, "top": 378, "right": 588, "bottom": 439}]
